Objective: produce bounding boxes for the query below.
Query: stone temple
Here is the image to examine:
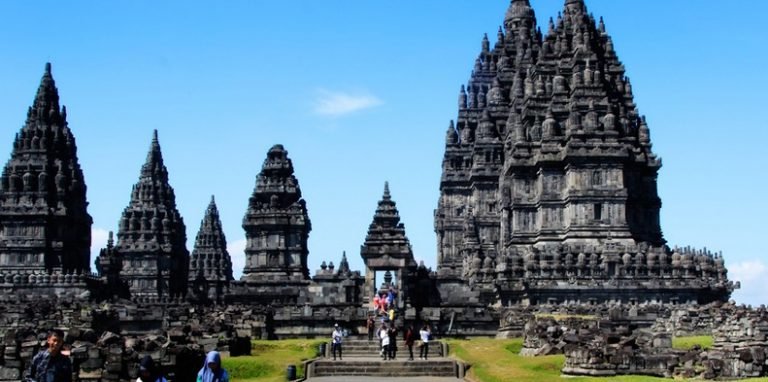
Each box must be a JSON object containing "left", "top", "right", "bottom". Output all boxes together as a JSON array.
[
  {"left": 0, "top": 3, "right": 742, "bottom": 376},
  {"left": 434, "top": 0, "right": 732, "bottom": 307}
]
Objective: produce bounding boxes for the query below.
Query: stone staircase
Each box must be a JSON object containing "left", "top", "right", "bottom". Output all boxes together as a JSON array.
[{"left": 305, "top": 337, "right": 465, "bottom": 379}]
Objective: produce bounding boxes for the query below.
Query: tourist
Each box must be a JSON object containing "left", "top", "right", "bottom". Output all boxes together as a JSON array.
[
  {"left": 379, "top": 292, "right": 388, "bottom": 313},
  {"left": 379, "top": 323, "right": 391, "bottom": 360},
  {"left": 366, "top": 315, "right": 375, "bottom": 341},
  {"left": 196, "top": 351, "right": 229, "bottom": 382},
  {"left": 419, "top": 325, "right": 431, "bottom": 360},
  {"left": 387, "top": 325, "right": 398, "bottom": 360},
  {"left": 136, "top": 355, "right": 167, "bottom": 382},
  {"left": 331, "top": 323, "right": 343, "bottom": 360},
  {"left": 404, "top": 324, "right": 416, "bottom": 361},
  {"left": 25, "top": 329, "right": 72, "bottom": 382}
]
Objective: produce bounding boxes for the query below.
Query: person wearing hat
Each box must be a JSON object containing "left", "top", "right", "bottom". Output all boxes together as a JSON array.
[
  {"left": 136, "top": 355, "right": 167, "bottom": 382},
  {"left": 331, "top": 324, "right": 343, "bottom": 360}
]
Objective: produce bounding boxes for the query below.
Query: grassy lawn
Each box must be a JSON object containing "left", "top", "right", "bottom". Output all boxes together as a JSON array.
[
  {"left": 223, "top": 339, "right": 324, "bottom": 382},
  {"left": 223, "top": 336, "right": 768, "bottom": 382},
  {"left": 671, "top": 335, "right": 713, "bottom": 350},
  {"left": 447, "top": 338, "right": 679, "bottom": 382}
]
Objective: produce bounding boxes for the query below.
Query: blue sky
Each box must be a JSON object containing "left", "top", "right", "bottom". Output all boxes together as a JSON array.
[{"left": 0, "top": 1, "right": 766, "bottom": 305}]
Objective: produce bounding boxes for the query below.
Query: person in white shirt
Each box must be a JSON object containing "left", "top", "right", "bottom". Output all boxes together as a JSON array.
[
  {"left": 379, "top": 323, "right": 391, "bottom": 360},
  {"left": 419, "top": 325, "right": 431, "bottom": 360},
  {"left": 331, "top": 324, "right": 343, "bottom": 360}
]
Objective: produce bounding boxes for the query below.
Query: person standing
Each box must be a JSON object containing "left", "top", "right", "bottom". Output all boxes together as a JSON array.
[
  {"left": 419, "top": 325, "right": 431, "bottom": 360},
  {"left": 196, "top": 351, "right": 229, "bottom": 382},
  {"left": 387, "top": 325, "right": 398, "bottom": 360},
  {"left": 331, "top": 324, "right": 343, "bottom": 360},
  {"left": 403, "top": 324, "right": 416, "bottom": 361},
  {"left": 25, "top": 329, "right": 72, "bottom": 382},
  {"left": 379, "top": 324, "right": 391, "bottom": 360},
  {"left": 136, "top": 356, "right": 167, "bottom": 382},
  {"left": 366, "top": 315, "right": 375, "bottom": 341}
]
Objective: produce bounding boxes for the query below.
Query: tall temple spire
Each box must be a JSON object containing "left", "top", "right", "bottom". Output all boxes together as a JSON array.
[
  {"left": 0, "top": 63, "right": 92, "bottom": 275},
  {"left": 242, "top": 144, "right": 311, "bottom": 282},
  {"left": 114, "top": 130, "right": 189, "bottom": 300},
  {"left": 435, "top": 0, "right": 732, "bottom": 305},
  {"left": 189, "top": 195, "right": 233, "bottom": 303}
]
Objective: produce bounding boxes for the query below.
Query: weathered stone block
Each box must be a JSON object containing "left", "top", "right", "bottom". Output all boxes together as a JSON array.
[{"left": 0, "top": 366, "right": 20, "bottom": 380}]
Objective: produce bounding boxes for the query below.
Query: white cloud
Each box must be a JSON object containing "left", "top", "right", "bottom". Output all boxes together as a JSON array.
[
  {"left": 89, "top": 228, "right": 111, "bottom": 272},
  {"left": 730, "top": 260, "right": 768, "bottom": 307},
  {"left": 228, "top": 238, "right": 247, "bottom": 279},
  {"left": 313, "top": 89, "right": 382, "bottom": 116}
]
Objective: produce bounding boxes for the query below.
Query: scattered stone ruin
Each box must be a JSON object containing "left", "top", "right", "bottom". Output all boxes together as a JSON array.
[{"left": 516, "top": 302, "right": 768, "bottom": 379}]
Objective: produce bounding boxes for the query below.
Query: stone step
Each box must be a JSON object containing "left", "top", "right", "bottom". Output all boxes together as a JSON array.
[
  {"left": 326, "top": 341, "right": 444, "bottom": 357},
  {"left": 310, "top": 358, "right": 459, "bottom": 378}
]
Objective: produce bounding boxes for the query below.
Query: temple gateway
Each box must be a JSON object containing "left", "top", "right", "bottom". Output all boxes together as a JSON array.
[{"left": 0, "top": 1, "right": 741, "bottom": 376}]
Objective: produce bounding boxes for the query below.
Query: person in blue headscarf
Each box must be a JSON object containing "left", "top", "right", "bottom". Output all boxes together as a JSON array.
[{"left": 196, "top": 351, "right": 229, "bottom": 382}]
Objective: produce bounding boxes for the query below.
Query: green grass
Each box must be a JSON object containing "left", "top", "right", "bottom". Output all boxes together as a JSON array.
[
  {"left": 447, "top": 338, "right": 670, "bottom": 382},
  {"left": 223, "top": 337, "right": 768, "bottom": 382},
  {"left": 672, "top": 335, "right": 713, "bottom": 350},
  {"left": 223, "top": 339, "right": 324, "bottom": 382}
]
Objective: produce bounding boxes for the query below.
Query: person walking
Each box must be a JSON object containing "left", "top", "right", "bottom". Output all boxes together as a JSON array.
[
  {"left": 404, "top": 324, "right": 416, "bottom": 361},
  {"left": 25, "top": 329, "right": 72, "bottom": 382},
  {"left": 331, "top": 324, "right": 343, "bottom": 360},
  {"left": 196, "top": 351, "right": 229, "bottom": 382},
  {"left": 419, "top": 325, "right": 431, "bottom": 360},
  {"left": 379, "top": 324, "right": 391, "bottom": 360}
]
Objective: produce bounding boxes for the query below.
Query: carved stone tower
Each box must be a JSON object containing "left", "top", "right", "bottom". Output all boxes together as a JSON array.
[
  {"left": 435, "top": 0, "right": 733, "bottom": 305},
  {"left": 435, "top": 0, "right": 541, "bottom": 280},
  {"left": 114, "top": 130, "right": 189, "bottom": 300},
  {"left": 238, "top": 144, "right": 311, "bottom": 305},
  {"left": 189, "top": 196, "right": 233, "bottom": 303},
  {"left": 0, "top": 63, "right": 92, "bottom": 275},
  {"left": 360, "top": 182, "right": 417, "bottom": 309}
]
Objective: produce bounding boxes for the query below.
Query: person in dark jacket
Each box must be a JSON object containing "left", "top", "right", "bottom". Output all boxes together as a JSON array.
[
  {"left": 25, "top": 329, "right": 71, "bottom": 382},
  {"left": 387, "top": 325, "right": 398, "bottom": 360},
  {"left": 403, "top": 324, "right": 416, "bottom": 361},
  {"left": 137, "top": 356, "right": 167, "bottom": 382}
]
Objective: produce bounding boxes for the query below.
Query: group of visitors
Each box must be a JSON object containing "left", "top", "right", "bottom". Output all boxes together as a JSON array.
[
  {"left": 329, "top": 318, "right": 433, "bottom": 362},
  {"left": 24, "top": 329, "right": 230, "bottom": 382},
  {"left": 372, "top": 287, "right": 397, "bottom": 314},
  {"left": 376, "top": 322, "right": 432, "bottom": 361}
]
